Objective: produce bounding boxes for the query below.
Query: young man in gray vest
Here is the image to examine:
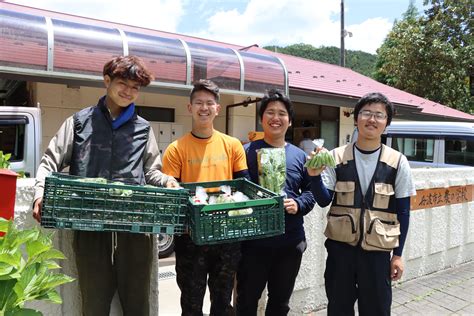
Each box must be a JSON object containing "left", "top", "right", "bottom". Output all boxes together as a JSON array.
[
  {"left": 32, "top": 55, "right": 178, "bottom": 315},
  {"left": 308, "top": 92, "right": 416, "bottom": 316}
]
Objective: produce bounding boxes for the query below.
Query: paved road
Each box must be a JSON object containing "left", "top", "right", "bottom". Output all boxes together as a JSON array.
[
  {"left": 314, "top": 261, "right": 473, "bottom": 315},
  {"left": 159, "top": 254, "right": 473, "bottom": 315}
]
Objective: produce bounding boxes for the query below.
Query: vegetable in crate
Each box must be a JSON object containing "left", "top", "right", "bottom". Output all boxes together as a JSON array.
[
  {"left": 257, "top": 147, "right": 286, "bottom": 195},
  {"left": 109, "top": 181, "right": 133, "bottom": 197},
  {"left": 76, "top": 177, "right": 108, "bottom": 184},
  {"left": 304, "top": 139, "right": 336, "bottom": 169},
  {"left": 73, "top": 176, "right": 133, "bottom": 197}
]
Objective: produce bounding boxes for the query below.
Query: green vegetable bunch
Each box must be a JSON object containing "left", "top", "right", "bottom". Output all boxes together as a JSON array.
[
  {"left": 228, "top": 208, "right": 253, "bottom": 217},
  {"left": 109, "top": 182, "right": 133, "bottom": 197},
  {"left": 0, "top": 219, "right": 74, "bottom": 315},
  {"left": 75, "top": 177, "right": 133, "bottom": 197},
  {"left": 257, "top": 148, "right": 286, "bottom": 194},
  {"left": 304, "top": 151, "right": 336, "bottom": 169}
]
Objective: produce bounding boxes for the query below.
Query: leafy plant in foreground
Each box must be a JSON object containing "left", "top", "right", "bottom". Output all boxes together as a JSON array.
[{"left": 0, "top": 219, "right": 74, "bottom": 316}]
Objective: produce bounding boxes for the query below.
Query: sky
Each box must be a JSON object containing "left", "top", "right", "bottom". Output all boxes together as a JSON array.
[{"left": 4, "top": 0, "right": 426, "bottom": 54}]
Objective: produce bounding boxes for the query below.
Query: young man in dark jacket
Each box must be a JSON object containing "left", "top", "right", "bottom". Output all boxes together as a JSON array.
[
  {"left": 33, "top": 55, "right": 178, "bottom": 315},
  {"left": 236, "top": 89, "right": 315, "bottom": 316}
]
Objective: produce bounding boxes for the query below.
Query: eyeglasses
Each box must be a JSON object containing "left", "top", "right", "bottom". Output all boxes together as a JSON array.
[{"left": 359, "top": 110, "right": 387, "bottom": 121}]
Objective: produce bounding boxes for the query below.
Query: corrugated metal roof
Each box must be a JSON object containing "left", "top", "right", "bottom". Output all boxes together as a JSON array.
[{"left": 247, "top": 47, "right": 473, "bottom": 121}]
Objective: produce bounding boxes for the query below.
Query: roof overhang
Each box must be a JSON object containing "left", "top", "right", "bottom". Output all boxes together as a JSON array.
[{"left": 0, "top": 3, "right": 288, "bottom": 98}]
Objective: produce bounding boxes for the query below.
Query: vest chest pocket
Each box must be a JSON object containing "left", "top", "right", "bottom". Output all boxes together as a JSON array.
[
  {"left": 364, "top": 218, "right": 400, "bottom": 251},
  {"left": 373, "top": 183, "right": 394, "bottom": 209},
  {"left": 335, "top": 181, "right": 355, "bottom": 206}
]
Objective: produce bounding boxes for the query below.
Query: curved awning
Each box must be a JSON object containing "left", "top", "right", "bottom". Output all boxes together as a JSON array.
[{"left": 0, "top": 4, "right": 288, "bottom": 96}]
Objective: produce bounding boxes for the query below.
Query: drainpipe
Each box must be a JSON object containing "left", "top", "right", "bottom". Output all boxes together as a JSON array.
[{"left": 225, "top": 97, "right": 260, "bottom": 135}]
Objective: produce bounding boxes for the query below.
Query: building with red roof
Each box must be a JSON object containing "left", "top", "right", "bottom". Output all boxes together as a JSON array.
[{"left": 1, "top": 2, "right": 472, "bottom": 152}]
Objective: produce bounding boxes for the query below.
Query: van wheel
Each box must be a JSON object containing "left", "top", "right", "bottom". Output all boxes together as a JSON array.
[{"left": 158, "top": 234, "right": 174, "bottom": 258}]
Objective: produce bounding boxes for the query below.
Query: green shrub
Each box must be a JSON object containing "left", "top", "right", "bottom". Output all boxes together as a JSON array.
[
  {"left": 0, "top": 151, "right": 11, "bottom": 169},
  {"left": 0, "top": 219, "right": 74, "bottom": 315}
]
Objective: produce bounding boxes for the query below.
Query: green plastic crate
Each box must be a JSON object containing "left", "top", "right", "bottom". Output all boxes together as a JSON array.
[
  {"left": 41, "top": 173, "right": 189, "bottom": 234},
  {"left": 181, "top": 178, "right": 284, "bottom": 245}
]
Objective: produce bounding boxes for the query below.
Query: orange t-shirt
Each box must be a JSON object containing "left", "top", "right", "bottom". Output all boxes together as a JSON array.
[{"left": 162, "top": 130, "right": 248, "bottom": 183}]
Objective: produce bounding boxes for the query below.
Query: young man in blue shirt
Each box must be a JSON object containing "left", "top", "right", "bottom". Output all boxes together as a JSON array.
[{"left": 236, "top": 89, "right": 315, "bottom": 316}]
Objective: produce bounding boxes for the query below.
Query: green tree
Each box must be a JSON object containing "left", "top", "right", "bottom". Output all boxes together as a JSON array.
[
  {"left": 264, "top": 44, "right": 377, "bottom": 78},
  {"left": 375, "top": 0, "right": 473, "bottom": 113}
]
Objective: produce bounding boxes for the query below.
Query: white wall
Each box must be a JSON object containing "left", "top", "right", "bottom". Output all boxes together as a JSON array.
[
  {"left": 288, "top": 167, "right": 474, "bottom": 314},
  {"left": 13, "top": 168, "right": 473, "bottom": 315}
]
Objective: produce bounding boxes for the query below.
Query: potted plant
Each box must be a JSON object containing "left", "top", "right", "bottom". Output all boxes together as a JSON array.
[
  {"left": 0, "top": 218, "right": 74, "bottom": 315},
  {"left": 0, "top": 152, "right": 21, "bottom": 224}
]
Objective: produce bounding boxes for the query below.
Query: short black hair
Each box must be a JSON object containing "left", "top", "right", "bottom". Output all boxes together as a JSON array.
[
  {"left": 190, "top": 79, "right": 220, "bottom": 103},
  {"left": 258, "top": 89, "right": 294, "bottom": 123},
  {"left": 353, "top": 92, "right": 395, "bottom": 126}
]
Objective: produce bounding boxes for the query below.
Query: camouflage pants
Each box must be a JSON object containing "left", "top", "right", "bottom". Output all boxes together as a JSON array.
[{"left": 175, "top": 235, "right": 241, "bottom": 316}]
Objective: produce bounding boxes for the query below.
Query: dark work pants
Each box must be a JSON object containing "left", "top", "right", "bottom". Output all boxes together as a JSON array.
[
  {"left": 74, "top": 231, "right": 153, "bottom": 316},
  {"left": 174, "top": 234, "right": 241, "bottom": 316},
  {"left": 236, "top": 241, "right": 305, "bottom": 316},
  {"left": 324, "top": 239, "right": 392, "bottom": 316}
]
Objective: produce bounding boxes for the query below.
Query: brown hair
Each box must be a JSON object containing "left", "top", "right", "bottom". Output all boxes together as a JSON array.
[
  {"left": 103, "top": 55, "right": 154, "bottom": 87},
  {"left": 190, "top": 79, "right": 220, "bottom": 102}
]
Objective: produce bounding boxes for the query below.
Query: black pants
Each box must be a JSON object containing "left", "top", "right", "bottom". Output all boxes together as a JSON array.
[
  {"left": 74, "top": 231, "right": 153, "bottom": 316},
  {"left": 174, "top": 234, "right": 241, "bottom": 316},
  {"left": 235, "top": 241, "right": 305, "bottom": 316},
  {"left": 324, "top": 239, "right": 392, "bottom": 316}
]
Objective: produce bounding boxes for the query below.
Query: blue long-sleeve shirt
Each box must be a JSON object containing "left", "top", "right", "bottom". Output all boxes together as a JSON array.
[{"left": 243, "top": 139, "right": 315, "bottom": 248}]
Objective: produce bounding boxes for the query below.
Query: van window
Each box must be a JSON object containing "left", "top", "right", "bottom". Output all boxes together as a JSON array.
[
  {"left": 445, "top": 137, "right": 474, "bottom": 166},
  {"left": 0, "top": 118, "right": 26, "bottom": 162},
  {"left": 391, "top": 136, "right": 435, "bottom": 163}
]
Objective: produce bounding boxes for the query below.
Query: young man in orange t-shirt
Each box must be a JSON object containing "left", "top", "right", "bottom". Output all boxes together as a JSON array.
[{"left": 162, "top": 80, "right": 248, "bottom": 315}]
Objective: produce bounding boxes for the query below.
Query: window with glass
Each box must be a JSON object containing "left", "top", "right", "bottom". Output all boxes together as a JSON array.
[
  {"left": 391, "top": 136, "right": 435, "bottom": 163},
  {"left": 136, "top": 106, "right": 174, "bottom": 123},
  {"left": 445, "top": 137, "right": 474, "bottom": 166},
  {"left": 0, "top": 118, "right": 26, "bottom": 162}
]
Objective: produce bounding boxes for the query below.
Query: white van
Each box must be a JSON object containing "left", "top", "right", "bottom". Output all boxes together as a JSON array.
[
  {"left": 351, "top": 121, "right": 474, "bottom": 168},
  {"left": 383, "top": 121, "right": 474, "bottom": 168},
  {"left": 0, "top": 106, "right": 42, "bottom": 177}
]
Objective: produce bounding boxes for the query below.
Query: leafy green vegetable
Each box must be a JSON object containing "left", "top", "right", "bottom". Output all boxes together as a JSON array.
[
  {"left": 108, "top": 182, "right": 133, "bottom": 197},
  {"left": 75, "top": 177, "right": 107, "bottom": 184},
  {"left": 0, "top": 219, "right": 74, "bottom": 315},
  {"left": 74, "top": 177, "right": 133, "bottom": 197},
  {"left": 257, "top": 148, "right": 286, "bottom": 194},
  {"left": 228, "top": 208, "right": 253, "bottom": 216}
]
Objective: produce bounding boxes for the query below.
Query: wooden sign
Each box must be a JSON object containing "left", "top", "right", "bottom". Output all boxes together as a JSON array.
[{"left": 410, "top": 185, "right": 474, "bottom": 211}]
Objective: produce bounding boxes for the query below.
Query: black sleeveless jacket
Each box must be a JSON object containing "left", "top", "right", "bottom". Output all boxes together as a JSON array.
[{"left": 69, "top": 98, "right": 149, "bottom": 185}]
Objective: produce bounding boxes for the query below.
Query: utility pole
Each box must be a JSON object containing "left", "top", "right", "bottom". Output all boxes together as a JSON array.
[{"left": 340, "top": 0, "right": 345, "bottom": 67}]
